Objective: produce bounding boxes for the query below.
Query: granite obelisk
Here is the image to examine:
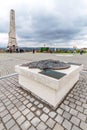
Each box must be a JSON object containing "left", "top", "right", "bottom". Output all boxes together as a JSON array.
[{"left": 7, "top": 9, "right": 18, "bottom": 52}]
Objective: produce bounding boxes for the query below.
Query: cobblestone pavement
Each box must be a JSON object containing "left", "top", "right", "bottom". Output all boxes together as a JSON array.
[
  {"left": 0, "top": 53, "right": 87, "bottom": 130},
  {"left": 0, "top": 71, "right": 87, "bottom": 130}
]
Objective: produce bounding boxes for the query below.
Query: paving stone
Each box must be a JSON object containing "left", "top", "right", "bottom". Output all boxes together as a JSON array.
[
  {"left": 53, "top": 123, "right": 64, "bottom": 130},
  {"left": 69, "top": 94, "right": 73, "bottom": 98},
  {"left": 22, "top": 108, "right": 30, "bottom": 115},
  {"left": 10, "top": 124, "right": 20, "bottom": 130},
  {"left": 15, "top": 101, "right": 22, "bottom": 107},
  {"left": 43, "top": 107, "right": 50, "bottom": 113},
  {"left": 63, "top": 111, "right": 71, "bottom": 120},
  {"left": 63, "top": 119, "right": 72, "bottom": 130},
  {"left": 31, "top": 117, "right": 40, "bottom": 127},
  {"left": 0, "top": 110, "right": 9, "bottom": 118},
  {"left": 61, "top": 104, "right": 70, "bottom": 112},
  {"left": 70, "top": 108, "right": 78, "bottom": 116},
  {"left": 74, "top": 96, "right": 80, "bottom": 100},
  {"left": 18, "top": 105, "right": 26, "bottom": 111},
  {"left": 30, "top": 98, "right": 35, "bottom": 102},
  {"left": 17, "top": 115, "right": 26, "bottom": 125},
  {"left": 5, "top": 119, "right": 15, "bottom": 129},
  {"left": 69, "top": 102, "right": 76, "bottom": 108},
  {"left": 38, "top": 103, "right": 44, "bottom": 108},
  {"left": 0, "top": 123, "right": 4, "bottom": 130},
  {"left": 76, "top": 106, "right": 84, "bottom": 112},
  {"left": 82, "top": 103, "right": 87, "bottom": 109},
  {"left": 30, "top": 106, "right": 37, "bottom": 111},
  {"left": 29, "top": 126, "right": 36, "bottom": 130},
  {"left": 21, "top": 120, "right": 31, "bottom": 130},
  {"left": 80, "top": 121, "right": 87, "bottom": 130},
  {"left": 84, "top": 109, "right": 87, "bottom": 115},
  {"left": 69, "top": 98, "right": 75, "bottom": 103},
  {"left": 57, "top": 108, "right": 64, "bottom": 115},
  {"left": 34, "top": 101, "right": 39, "bottom": 105},
  {"left": 37, "top": 122, "right": 47, "bottom": 130},
  {"left": 10, "top": 107, "right": 17, "bottom": 114},
  {"left": 27, "top": 112, "right": 35, "bottom": 121},
  {"left": 46, "top": 128, "right": 51, "bottom": 130},
  {"left": 70, "top": 116, "right": 80, "bottom": 126},
  {"left": 27, "top": 103, "right": 33, "bottom": 108},
  {"left": 49, "top": 111, "right": 57, "bottom": 118},
  {"left": 55, "top": 114, "right": 64, "bottom": 124},
  {"left": 13, "top": 111, "right": 21, "bottom": 119},
  {"left": 23, "top": 100, "right": 29, "bottom": 105},
  {"left": 78, "top": 112, "right": 86, "bottom": 121},
  {"left": 0, "top": 106, "right": 6, "bottom": 112},
  {"left": 35, "top": 109, "right": 42, "bottom": 116},
  {"left": 2, "top": 114, "right": 11, "bottom": 123},
  {"left": 5, "top": 101, "right": 11, "bottom": 106},
  {"left": 46, "top": 118, "right": 55, "bottom": 129},
  {"left": 7, "top": 104, "right": 14, "bottom": 110},
  {"left": 75, "top": 101, "right": 82, "bottom": 106},
  {"left": 40, "top": 113, "right": 49, "bottom": 122},
  {"left": 0, "top": 103, "right": 3, "bottom": 107},
  {"left": 64, "top": 100, "right": 69, "bottom": 105},
  {"left": 80, "top": 98, "right": 86, "bottom": 103},
  {"left": 72, "top": 125, "right": 81, "bottom": 130}
]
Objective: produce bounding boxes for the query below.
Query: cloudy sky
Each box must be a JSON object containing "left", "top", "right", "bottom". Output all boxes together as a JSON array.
[{"left": 0, "top": 0, "right": 87, "bottom": 48}]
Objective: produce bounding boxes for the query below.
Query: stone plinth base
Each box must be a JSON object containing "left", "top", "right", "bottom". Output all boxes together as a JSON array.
[{"left": 15, "top": 63, "right": 83, "bottom": 109}]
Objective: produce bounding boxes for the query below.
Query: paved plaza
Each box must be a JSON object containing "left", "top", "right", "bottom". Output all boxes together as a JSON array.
[{"left": 0, "top": 52, "right": 87, "bottom": 130}]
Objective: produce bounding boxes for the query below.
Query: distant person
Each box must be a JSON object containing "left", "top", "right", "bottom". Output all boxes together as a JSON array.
[
  {"left": 9, "top": 48, "right": 12, "bottom": 53},
  {"left": 16, "top": 48, "right": 19, "bottom": 53},
  {"left": 33, "top": 49, "right": 35, "bottom": 54},
  {"left": 80, "top": 50, "right": 83, "bottom": 55},
  {"left": 73, "top": 50, "right": 76, "bottom": 55}
]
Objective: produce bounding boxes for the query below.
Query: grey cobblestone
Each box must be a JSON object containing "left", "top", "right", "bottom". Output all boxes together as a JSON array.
[
  {"left": 29, "top": 126, "right": 36, "bottom": 130},
  {"left": 49, "top": 111, "right": 57, "bottom": 118},
  {"left": 53, "top": 123, "right": 64, "bottom": 130},
  {"left": 22, "top": 108, "right": 30, "bottom": 115},
  {"left": 78, "top": 112, "right": 86, "bottom": 121},
  {"left": 82, "top": 103, "right": 87, "bottom": 109},
  {"left": 2, "top": 114, "right": 11, "bottom": 123},
  {"left": 31, "top": 117, "right": 40, "bottom": 127},
  {"left": 70, "top": 116, "right": 80, "bottom": 126},
  {"left": 17, "top": 115, "right": 26, "bottom": 125},
  {"left": 55, "top": 114, "right": 64, "bottom": 124},
  {"left": 80, "top": 121, "right": 87, "bottom": 130},
  {"left": 70, "top": 108, "right": 78, "bottom": 116},
  {"left": 76, "top": 105, "right": 84, "bottom": 112},
  {"left": 0, "top": 53, "right": 87, "bottom": 130},
  {"left": 5, "top": 119, "right": 15, "bottom": 129},
  {"left": 0, "top": 123, "right": 5, "bottom": 130},
  {"left": 63, "top": 111, "right": 71, "bottom": 120},
  {"left": 40, "top": 113, "right": 49, "bottom": 122},
  {"left": 43, "top": 107, "right": 50, "bottom": 113},
  {"left": 63, "top": 119, "right": 72, "bottom": 130},
  {"left": 13, "top": 111, "right": 21, "bottom": 119},
  {"left": 57, "top": 108, "right": 64, "bottom": 115},
  {"left": 21, "top": 120, "right": 31, "bottom": 129},
  {"left": 37, "top": 122, "right": 47, "bottom": 130},
  {"left": 46, "top": 118, "right": 55, "bottom": 128},
  {"left": 71, "top": 125, "right": 81, "bottom": 130},
  {"left": 27, "top": 112, "right": 35, "bottom": 121},
  {"left": 84, "top": 109, "right": 87, "bottom": 115},
  {"left": 10, "top": 124, "right": 20, "bottom": 130}
]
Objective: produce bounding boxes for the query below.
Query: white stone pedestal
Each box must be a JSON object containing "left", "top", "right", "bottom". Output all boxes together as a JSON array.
[{"left": 15, "top": 63, "right": 82, "bottom": 109}]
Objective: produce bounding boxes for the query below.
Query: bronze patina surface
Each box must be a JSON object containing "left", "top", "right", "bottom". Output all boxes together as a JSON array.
[{"left": 23, "top": 59, "right": 70, "bottom": 70}]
